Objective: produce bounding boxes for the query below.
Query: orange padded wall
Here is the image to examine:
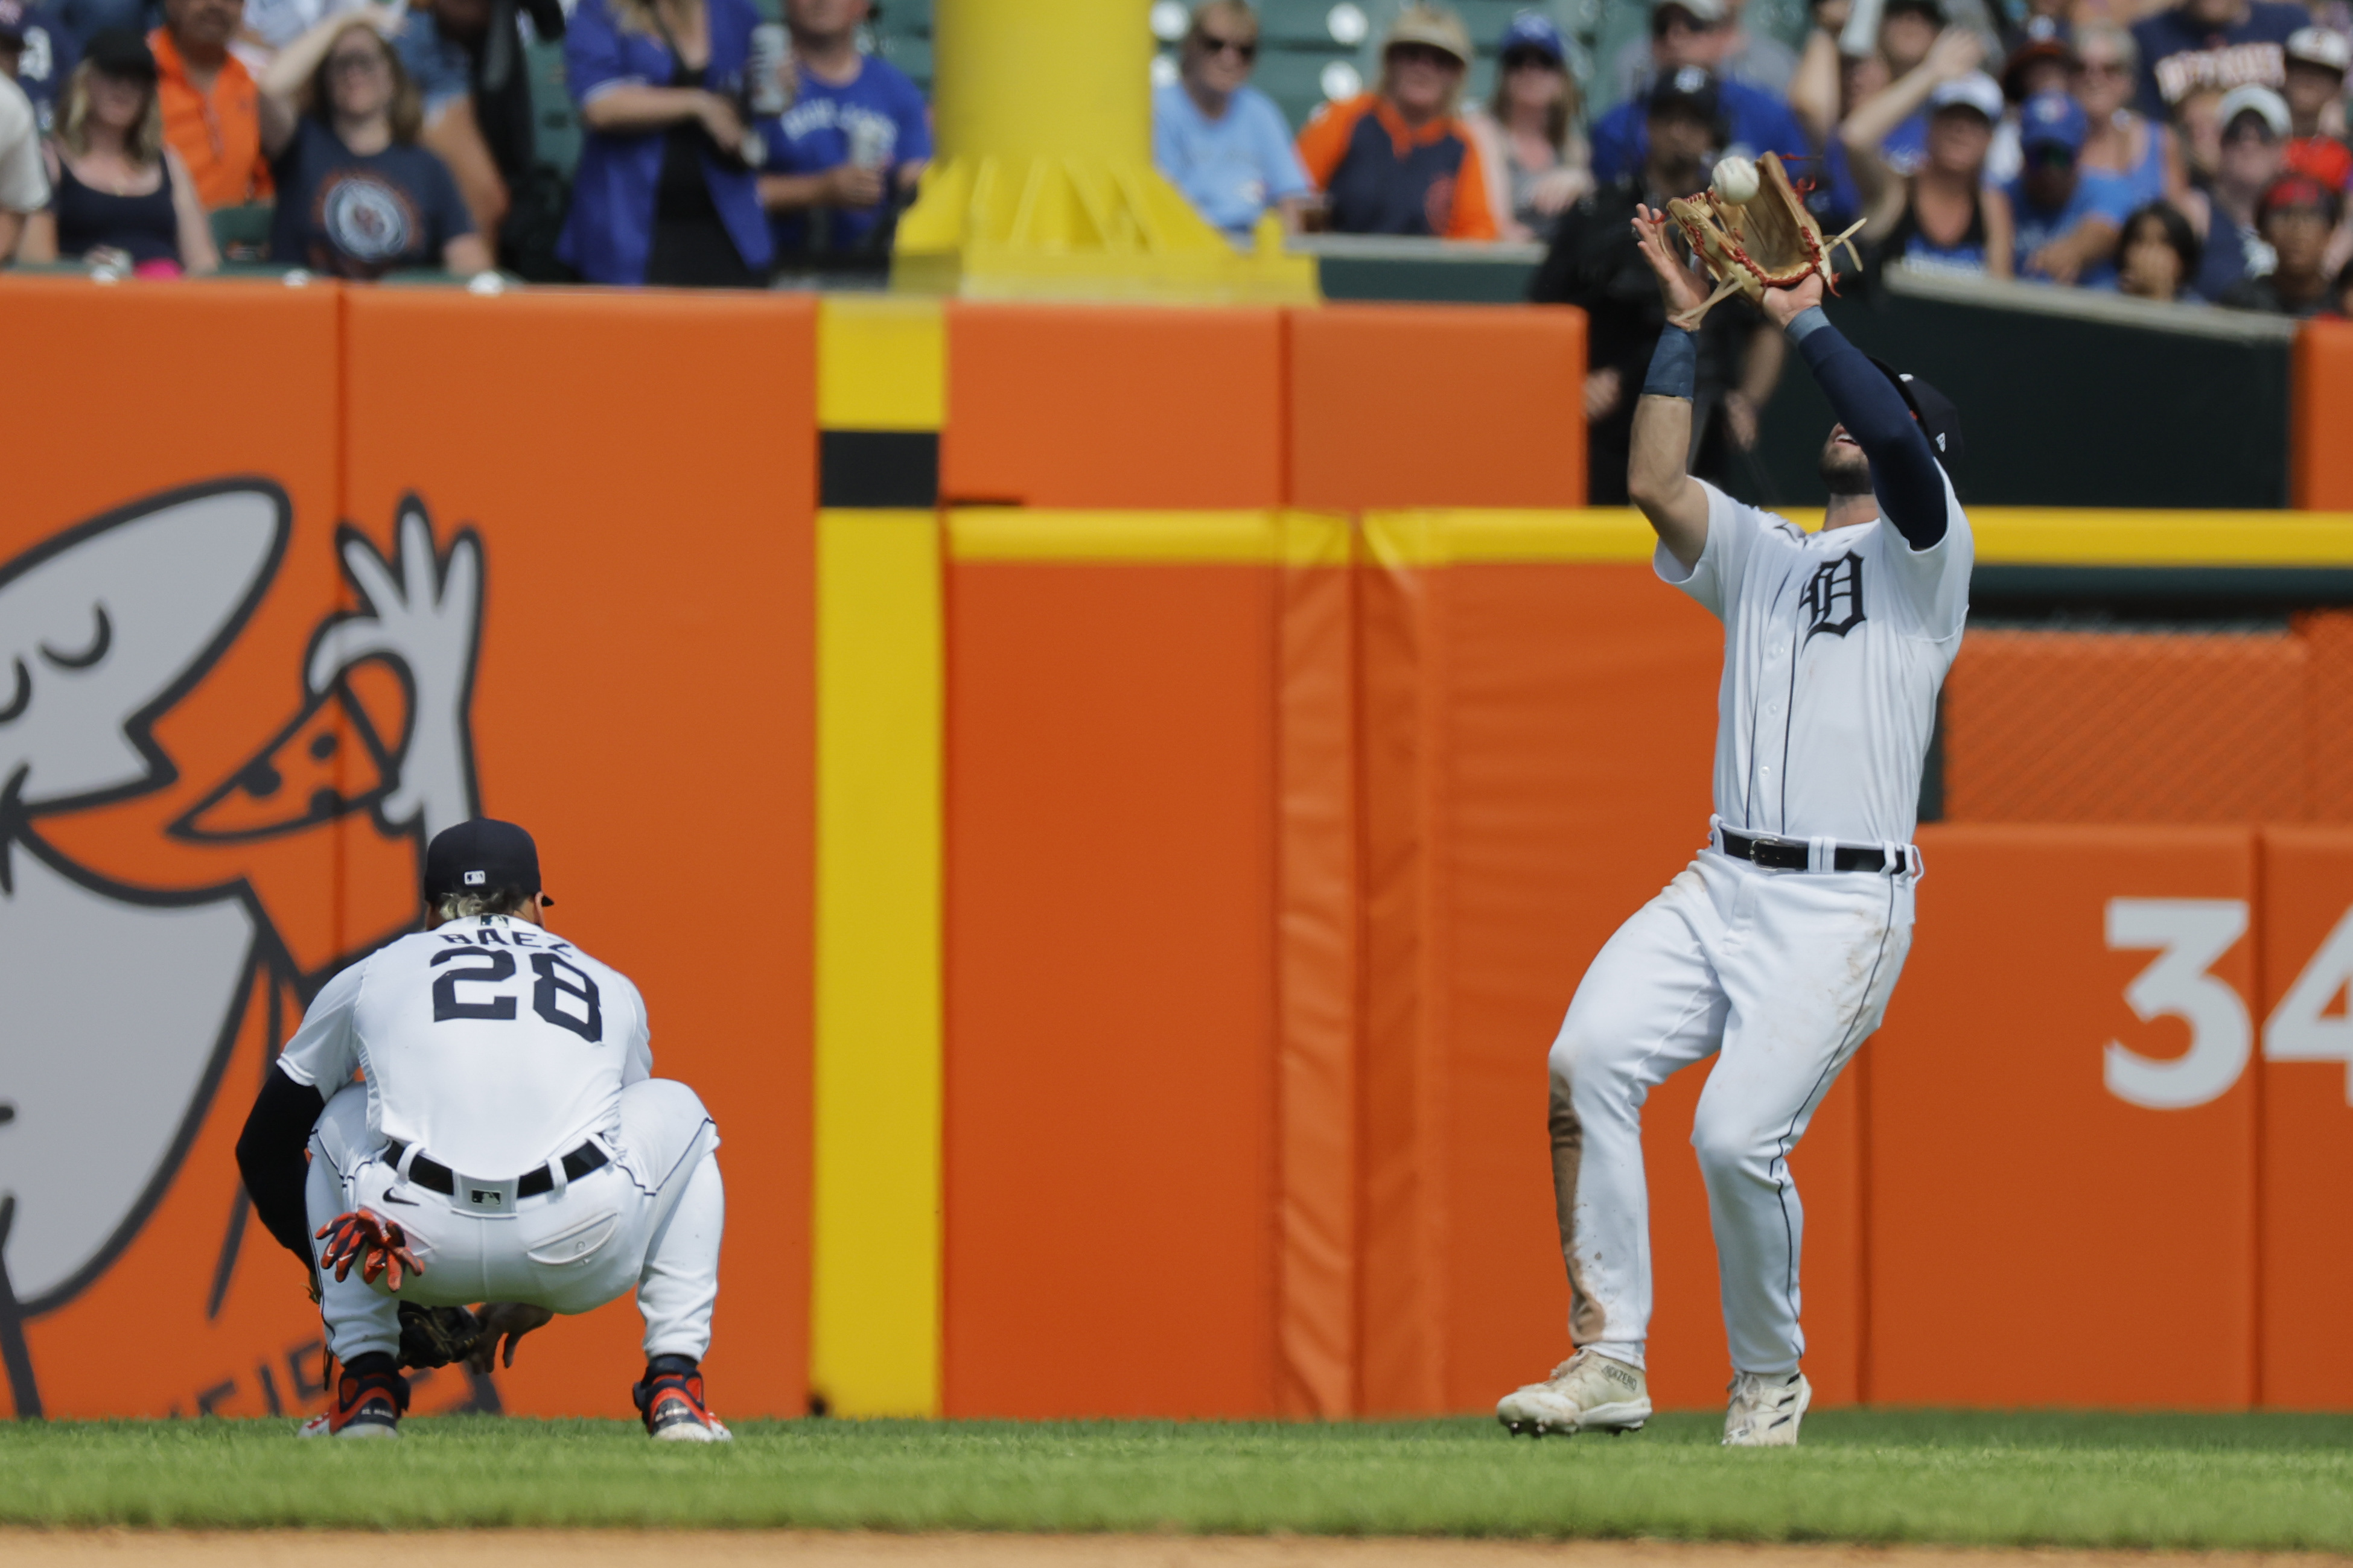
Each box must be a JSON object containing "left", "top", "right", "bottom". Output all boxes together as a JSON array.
[
  {"left": 942, "top": 559, "right": 1283, "bottom": 1417},
  {"left": 1287, "top": 306, "right": 1586, "bottom": 510},
  {"left": 2294, "top": 318, "right": 2353, "bottom": 510},
  {"left": 1352, "top": 554, "right": 1862, "bottom": 1414},
  {"left": 1869, "top": 825, "right": 2258, "bottom": 1408},
  {"left": 341, "top": 290, "right": 818, "bottom": 1419},
  {"left": 7, "top": 279, "right": 346, "bottom": 1421},
  {"left": 2255, "top": 826, "right": 2353, "bottom": 1408},
  {"left": 940, "top": 303, "right": 1285, "bottom": 507}
]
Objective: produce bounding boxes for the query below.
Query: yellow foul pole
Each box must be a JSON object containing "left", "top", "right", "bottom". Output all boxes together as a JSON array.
[{"left": 893, "top": 0, "right": 1317, "bottom": 302}]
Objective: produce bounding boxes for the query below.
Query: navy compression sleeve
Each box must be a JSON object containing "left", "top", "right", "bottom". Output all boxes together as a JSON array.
[
  {"left": 235, "top": 1064, "right": 327, "bottom": 1262},
  {"left": 1786, "top": 307, "right": 1947, "bottom": 549}
]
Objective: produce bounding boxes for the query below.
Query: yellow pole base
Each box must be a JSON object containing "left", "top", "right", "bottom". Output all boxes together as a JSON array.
[{"left": 892, "top": 156, "right": 1321, "bottom": 305}]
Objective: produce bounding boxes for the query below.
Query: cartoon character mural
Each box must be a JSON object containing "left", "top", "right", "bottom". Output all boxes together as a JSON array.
[{"left": 0, "top": 482, "right": 485, "bottom": 1419}]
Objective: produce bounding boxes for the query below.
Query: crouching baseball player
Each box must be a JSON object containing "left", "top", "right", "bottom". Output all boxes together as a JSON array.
[
  {"left": 1495, "top": 212, "right": 1970, "bottom": 1446},
  {"left": 235, "top": 819, "right": 728, "bottom": 1440}
]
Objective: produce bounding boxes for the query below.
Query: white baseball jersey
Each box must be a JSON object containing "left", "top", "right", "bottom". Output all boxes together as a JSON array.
[
  {"left": 1658, "top": 475, "right": 1973, "bottom": 847},
  {"left": 278, "top": 913, "right": 652, "bottom": 1178}
]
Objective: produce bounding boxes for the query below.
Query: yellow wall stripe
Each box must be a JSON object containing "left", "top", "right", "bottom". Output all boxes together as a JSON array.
[
  {"left": 1364, "top": 507, "right": 2353, "bottom": 567},
  {"left": 949, "top": 509, "right": 1351, "bottom": 565},
  {"left": 813, "top": 508, "right": 943, "bottom": 1417},
  {"left": 818, "top": 297, "right": 946, "bottom": 431}
]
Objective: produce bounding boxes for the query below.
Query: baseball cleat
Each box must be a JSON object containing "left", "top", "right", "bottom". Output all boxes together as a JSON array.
[
  {"left": 1495, "top": 1348, "right": 1651, "bottom": 1436},
  {"left": 634, "top": 1360, "right": 732, "bottom": 1443},
  {"left": 1722, "top": 1369, "right": 1810, "bottom": 1446},
  {"left": 301, "top": 1359, "right": 408, "bottom": 1438}
]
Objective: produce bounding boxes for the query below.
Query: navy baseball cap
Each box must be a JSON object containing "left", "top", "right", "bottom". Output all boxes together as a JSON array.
[
  {"left": 1868, "top": 358, "right": 1964, "bottom": 471},
  {"left": 424, "top": 818, "right": 550, "bottom": 904},
  {"left": 81, "top": 26, "right": 158, "bottom": 81},
  {"left": 1499, "top": 11, "right": 1567, "bottom": 64},
  {"left": 1648, "top": 64, "right": 1722, "bottom": 122},
  {"left": 2019, "top": 90, "right": 2088, "bottom": 154}
]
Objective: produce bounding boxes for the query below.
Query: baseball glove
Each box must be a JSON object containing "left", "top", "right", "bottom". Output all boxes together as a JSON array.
[
  {"left": 1665, "top": 151, "right": 1866, "bottom": 329},
  {"left": 398, "top": 1302, "right": 486, "bottom": 1370}
]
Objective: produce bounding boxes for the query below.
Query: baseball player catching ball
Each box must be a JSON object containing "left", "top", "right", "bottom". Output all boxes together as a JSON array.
[
  {"left": 1496, "top": 203, "right": 1970, "bottom": 1446},
  {"left": 235, "top": 819, "right": 729, "bottom": 1439}
]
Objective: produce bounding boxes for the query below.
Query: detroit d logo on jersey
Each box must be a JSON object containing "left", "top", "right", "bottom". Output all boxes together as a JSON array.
[{"left": 1800, "top": 552, "right": 1866, "bottom": 642}]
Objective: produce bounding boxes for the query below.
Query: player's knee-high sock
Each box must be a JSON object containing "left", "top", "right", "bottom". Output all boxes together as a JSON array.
[{"left": 638, "top": 1151, "right": 723, "bottom": 1361}]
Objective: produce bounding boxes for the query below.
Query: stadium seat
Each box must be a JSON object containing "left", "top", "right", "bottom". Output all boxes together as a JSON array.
[
  {"left": 208, "top": 202, "right": 273, "bottom": 261},
  {"left": 1253, "top": 45, "right": 1357, "bottom": 130},
  {"left": 870, "top": 0, "right": 933, "bottom": 91}
]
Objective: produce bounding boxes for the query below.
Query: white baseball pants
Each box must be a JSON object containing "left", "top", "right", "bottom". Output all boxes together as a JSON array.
[
  {"left": 1547, "top": 849, "right": 1913, "bottom": 1376},
  {"left": 306, "top": 1080, "right": 725, "bottom": 1365}
]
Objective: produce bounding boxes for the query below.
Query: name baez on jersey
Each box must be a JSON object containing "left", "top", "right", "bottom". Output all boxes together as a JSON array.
[{"left": 277, "top": 915, "right": 652, "bottom": 1184}]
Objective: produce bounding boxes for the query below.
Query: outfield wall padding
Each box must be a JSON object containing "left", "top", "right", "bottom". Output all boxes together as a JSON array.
[{"left": 15, "top": 275, "right": 2353, "bottom": 1424}]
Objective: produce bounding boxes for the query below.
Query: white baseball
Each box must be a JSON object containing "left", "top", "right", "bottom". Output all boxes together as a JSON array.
[{"left": 1711, "top": 156, "right": 1760, "bottom": 205}]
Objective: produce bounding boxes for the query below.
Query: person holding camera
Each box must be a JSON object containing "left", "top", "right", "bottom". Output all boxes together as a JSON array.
[{"left": 560, "top": 0, "right": 769, "bottom": 285}]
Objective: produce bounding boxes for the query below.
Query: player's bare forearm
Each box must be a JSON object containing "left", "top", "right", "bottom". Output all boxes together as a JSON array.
[
  {"left": 1626, "top": 206, "right": 1713, "bottom": 567},
  {"left": 1629, "top": 388, "right": 1707, "bottom": 568}
]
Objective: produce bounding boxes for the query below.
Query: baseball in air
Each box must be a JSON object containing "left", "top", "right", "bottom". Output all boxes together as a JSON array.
[{"left": 1711, "top": 156, "right": 1760, "bottom": 205}]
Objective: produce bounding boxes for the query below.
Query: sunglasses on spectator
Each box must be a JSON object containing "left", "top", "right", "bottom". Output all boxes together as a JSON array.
[
  {"left": 328, "top": 49, "right": 387, "bottom": 75},
  {"left": 2029, "top": 144, "right": 2076, "bottom": 170},
  {"left": 1390, "top": 42, "right": 1460, "bottom": 66},
  {"left": 1196, "top": 31, "right": 1256, "bottom": 60},
  {"left": 1501, "top": 48, "right": 1560, "bottom": 71}
]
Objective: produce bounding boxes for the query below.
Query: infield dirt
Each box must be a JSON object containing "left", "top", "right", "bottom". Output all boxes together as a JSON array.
[{"left": 7, "top": 1536, "right": 2352, "bottom": 1568}]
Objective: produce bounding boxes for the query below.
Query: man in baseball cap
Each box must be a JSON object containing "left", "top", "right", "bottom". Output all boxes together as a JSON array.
[
  {"left": 2007, "top": 89, "right": 2136, "bottom": 284},
  {"left": 2282, "top": 27, "right": 2352, "bottom": 191},
  {"left": 0, "top": 0, "right": 45, "bottom": 258},
  {"left": 2192, "top": 83, "right": 2293, "bottom": 297}
]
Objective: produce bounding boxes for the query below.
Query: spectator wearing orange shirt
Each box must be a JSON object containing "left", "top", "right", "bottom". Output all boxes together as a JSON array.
[
  {"left": 151, "top": 0, "right": 272, "bottom": 207},
  {"left": 1295, "top": 2, "right": 1497, "bottom": 240}
]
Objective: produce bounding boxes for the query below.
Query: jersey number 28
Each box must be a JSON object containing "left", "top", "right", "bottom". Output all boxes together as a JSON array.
[{"left": 429, "top": 948, "right": 604, "bottom": 1042}]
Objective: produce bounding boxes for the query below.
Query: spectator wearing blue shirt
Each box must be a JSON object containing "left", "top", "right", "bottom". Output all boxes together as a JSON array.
[
  {"left": 2131, "top": 0, "right": 2305, "bottom": 122},
  {"left": 756, "top": 0, "right": 927, "bottom": 262},
  {"left": 256, "top": 11, "right": 486, "bottom": 276},
  {"left": 1838, "top": 22, "right": 1984, "bottom": 189},
  {"left": 2007, "top": 89, "right": 2135, "bottom": 284},
  {"left": 1863, "top": 0, "right": 1960, "bottom": 177},
  {"left": 4, "top": 0, "right": 77, "bottom": 133},
  {"left": 1153, "top": 0, "right": 1307, "bottom": 239},
  {"left": 562, "top": 0, "right": 769, "bottom": 286}
]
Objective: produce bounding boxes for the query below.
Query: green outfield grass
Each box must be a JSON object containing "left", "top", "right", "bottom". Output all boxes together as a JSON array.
[{"left": 4, "top": 1412, "right": 2352, "bottom": 1545}]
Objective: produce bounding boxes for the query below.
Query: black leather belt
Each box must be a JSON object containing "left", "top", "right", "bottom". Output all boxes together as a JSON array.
[
  {"left": 383, "top": 1138, "right": 608, "bottom": 1198},
  {"left": 1721, "top": 830, "right": 1906, "bottom": 874}
]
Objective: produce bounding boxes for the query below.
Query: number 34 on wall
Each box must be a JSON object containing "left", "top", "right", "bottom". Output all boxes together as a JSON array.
[{"left": 2105, "top": 897, "right": 2353, "bottom": 1110}]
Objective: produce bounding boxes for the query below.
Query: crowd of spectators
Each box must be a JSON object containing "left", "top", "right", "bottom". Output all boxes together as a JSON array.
[
  {"left": 1, "top": 0, "right": 2350, "bottom": 322},
  {"left": 0, "top": 0, "right": 924, "bottom": 278}
]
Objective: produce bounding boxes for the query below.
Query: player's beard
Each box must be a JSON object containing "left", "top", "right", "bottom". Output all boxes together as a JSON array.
[{"left": 1819, "top": 436, "right": 1874, "bottom": 497}]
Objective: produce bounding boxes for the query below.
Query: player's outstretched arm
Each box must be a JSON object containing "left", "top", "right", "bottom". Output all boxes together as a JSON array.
[
  {"left": 1757, "top": 278, "right": 1947, "bottom": 548},
  {"left": 1626, "top": 206, "right": 1710, "bottom": 568}
]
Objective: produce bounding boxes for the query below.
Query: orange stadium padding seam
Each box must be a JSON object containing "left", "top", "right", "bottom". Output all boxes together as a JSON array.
[{"left": 2294, "top": 319, "right": 2353, "bottom": 510}]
